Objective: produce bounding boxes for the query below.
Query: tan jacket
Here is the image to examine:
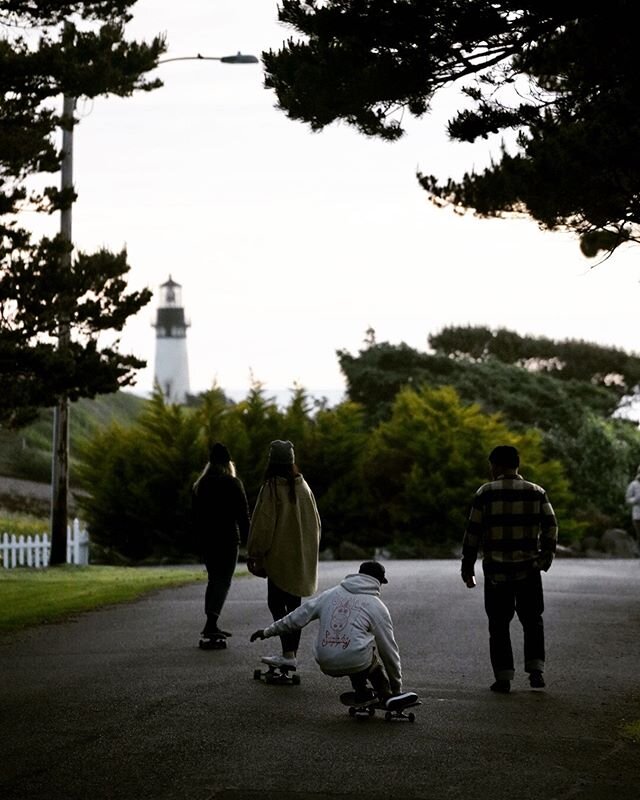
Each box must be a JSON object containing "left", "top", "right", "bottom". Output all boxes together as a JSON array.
[{"left": 247, "top": 475, "right": 321, "bottom": 597}]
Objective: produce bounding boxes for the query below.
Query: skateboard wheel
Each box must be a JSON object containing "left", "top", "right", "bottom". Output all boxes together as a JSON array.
[
  {"left": 291, "top": 674, "right": 301, "bottom": 686},
  {"left": 367, "top": 705, "right": 375, "bottom": 716},
  {"left": 408, "top": 712, "right": 416, "bottom": 723},
  {"left": 385, "top": 711, "right": 393, "bottom": 722},
  {"left": 253, "top": 669, "right": 261, "bottom": 680},
  {"left": 349, "top": 706, "right": 357, "bottom": 717},
  {"left": 200, "top": 638, "right": 226, "bottom": 650}
]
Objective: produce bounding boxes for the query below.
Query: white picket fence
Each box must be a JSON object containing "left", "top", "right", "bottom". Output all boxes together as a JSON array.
[{"left": 0, "top": 519, "right": 89, "bottom": 568}]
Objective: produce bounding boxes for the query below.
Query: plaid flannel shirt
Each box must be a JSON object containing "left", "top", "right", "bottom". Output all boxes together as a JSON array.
[{"left": 462, "top": 472, "right": 558, "bottom": 582}]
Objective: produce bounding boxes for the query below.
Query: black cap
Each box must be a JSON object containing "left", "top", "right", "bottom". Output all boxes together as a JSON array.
[{"left": 359, "top": 561, "right": 388, "bottom": 584}]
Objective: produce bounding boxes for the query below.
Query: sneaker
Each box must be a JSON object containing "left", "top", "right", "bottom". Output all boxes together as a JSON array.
[
  {"left": 490, "top": 680, "right": 511, "bottom": 694},
  {"left": 529, "top": 670, "right": 545, "bottom": 689},
  {"left": 261, "top": 654, "right": 297, "bottom": 670},
  {"left": 385, "top": 692, "right": 419, "bottom": 710},
  {"left": 200, "top": 626, "right": 231, "bottom": 639},
  {"left": 340, "top": 691, "right": 358, "bottom": 705},
  {"left": 352, "top": 688, "right": 377, "bottom": 705}
]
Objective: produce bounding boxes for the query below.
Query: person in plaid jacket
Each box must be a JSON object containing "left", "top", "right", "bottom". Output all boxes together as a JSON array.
[{"left": 461, "top": 445, "right": 558, "bottom": 694}]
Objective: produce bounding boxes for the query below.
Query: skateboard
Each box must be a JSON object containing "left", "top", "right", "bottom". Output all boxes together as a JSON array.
[
  {"left": 253, "top": 657, "right": 300, "bottom": 686},
  {"left": 198, "top": 634, "right": 227, "bottom": 650},
  {"left": 340, "top": 691, "right": 421, "bottom": 722}
]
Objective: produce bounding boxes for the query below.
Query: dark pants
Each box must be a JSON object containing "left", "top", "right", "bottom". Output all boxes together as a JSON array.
[
  {"left": 349, "top": 652, "right": 392, "bottom": 700},
  {"left": 632, "top": 520, "right": 640, "bottom": 541},
  {"left": 484, "top": 570, "right": 545, "bottom": 681},
  {"left": 267, "top": 578, "right": 301, "bottom": 654},
  {"left": 204, "top": 544, "right": 238, "bottom": 620}
]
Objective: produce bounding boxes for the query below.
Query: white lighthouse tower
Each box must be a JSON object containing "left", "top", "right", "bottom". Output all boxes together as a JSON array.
[{"left": 153, "top": 275, "right": 191, "bottom": 404}]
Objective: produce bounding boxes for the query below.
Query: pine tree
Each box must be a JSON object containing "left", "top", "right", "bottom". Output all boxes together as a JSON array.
[
  {"left": 264, "top": 1, "right": 640, "bottom": 256},
  {"left": 0, "top": 1, "right": 166, "bottom": 561}
]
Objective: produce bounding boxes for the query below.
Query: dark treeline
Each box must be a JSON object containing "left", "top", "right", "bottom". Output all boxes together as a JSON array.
[{"left": 76, "top": 327, "right": 640, "bottom": 562}]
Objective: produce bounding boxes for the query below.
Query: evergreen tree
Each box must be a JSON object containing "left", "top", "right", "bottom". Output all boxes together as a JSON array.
[
  {"left": 340, "top": 331, "right": 640, "bottom": 537},
  {"left": 429, "top": 326, "right": 640, "bottom": 399},
  {"left": 263, "top": 1, "right": 639, "bottom": 256},
  {"left": 300, "top": 400, "right": 369, "bottom": 552},
  {"left": 190, "top": 384, "right": 233, "bottom": 450},
  {"left": 221, "top": 379, "right": 284, "bottom": 504},
  {"left": 0, "top": 1, "right": 165, "bottom": 561},
  {"left": 0, "top": 2, "right": 165, "bottom": 427},
  {"left": 76, "top": 388, "right": 202, "bottom": 561},
  {"left": 362, "top": 385, "right": 574, "bottom": 550},
  {"left": 338, "top": 337, "right": 621, "bottom": 429},
  {"left": 544, "top": 414, "right": 640, "bottom": 534}
]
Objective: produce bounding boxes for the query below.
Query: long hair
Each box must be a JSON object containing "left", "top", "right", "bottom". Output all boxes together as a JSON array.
[
  {"left": 193, "top": 460, "right": 236, "bottom": 493},
  {"left": 263, "top": 462, "right": 299, "bottom": 504}
]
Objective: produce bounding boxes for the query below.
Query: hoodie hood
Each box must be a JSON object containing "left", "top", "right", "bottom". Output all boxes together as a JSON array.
[{"left": 340, "top": 573, "right": 381, "bottom": 596}]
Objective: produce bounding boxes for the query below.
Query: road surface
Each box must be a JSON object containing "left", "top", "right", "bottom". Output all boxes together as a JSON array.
[{"left": 1, "top": 559, "right": 639, "bottom": 799}]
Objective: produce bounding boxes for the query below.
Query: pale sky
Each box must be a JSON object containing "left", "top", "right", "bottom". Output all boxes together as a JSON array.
[{"left": 29, "top": 0, "right": 639, "bottom": 402}]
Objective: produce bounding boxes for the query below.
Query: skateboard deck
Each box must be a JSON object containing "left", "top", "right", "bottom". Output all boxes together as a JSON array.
[
  {"left": 253, "top": 658, "right": 300, "bottom": 686},
  {"left": 340, "top": 691, "right": 421, "bottom": 722}
]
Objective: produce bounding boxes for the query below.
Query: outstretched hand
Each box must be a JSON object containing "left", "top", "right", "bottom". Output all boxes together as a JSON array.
[{"left": 250, "top": 629, "right": 265, "bottom": 642}]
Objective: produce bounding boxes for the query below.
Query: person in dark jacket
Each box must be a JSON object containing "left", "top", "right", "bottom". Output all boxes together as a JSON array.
[
  {"left": 192, "top": 442, "right": 250, "bottom": 639},
  {"left": 461, "top": 445, "right": 558, "bottom": 693}
]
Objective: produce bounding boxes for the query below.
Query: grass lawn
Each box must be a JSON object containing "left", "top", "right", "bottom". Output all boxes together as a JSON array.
[{"left": 0, "top": 565, "right": 210, "bottom": 635}]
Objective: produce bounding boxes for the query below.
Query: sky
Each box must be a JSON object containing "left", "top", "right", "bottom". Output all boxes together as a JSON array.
[{"left": 27, "top": 0, "right": 640, "bottom": 404}]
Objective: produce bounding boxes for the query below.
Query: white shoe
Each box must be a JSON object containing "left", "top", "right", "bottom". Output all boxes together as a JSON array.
[
  {"left": 385, "top": 691, "right": 418, "bottom": 709},
  {"left": 261, "top": 655, "right": 297, "bottom": 670}
]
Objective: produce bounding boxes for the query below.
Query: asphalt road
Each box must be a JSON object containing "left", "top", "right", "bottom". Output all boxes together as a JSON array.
[{"left": 1, "top": 559, "right": 639, "bottom": 800}]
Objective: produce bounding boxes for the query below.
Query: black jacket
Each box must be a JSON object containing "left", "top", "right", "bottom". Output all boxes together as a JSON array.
[{"left": 192, "top": 472, "right": 250, "bottom": 558}]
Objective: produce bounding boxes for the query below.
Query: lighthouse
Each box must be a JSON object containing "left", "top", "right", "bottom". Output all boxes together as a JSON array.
[{"left": 152, "top": 275, "right": 191, "bottom": 404}]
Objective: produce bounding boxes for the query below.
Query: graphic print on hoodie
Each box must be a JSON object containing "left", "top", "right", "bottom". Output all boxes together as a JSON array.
[{"left": 321, "top": 596, "right": 363, "bottom": 650}]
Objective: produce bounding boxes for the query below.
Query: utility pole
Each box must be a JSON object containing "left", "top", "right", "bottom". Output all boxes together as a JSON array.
[{"left": 49, "top": 91, "right": 75, "bottom": 566}]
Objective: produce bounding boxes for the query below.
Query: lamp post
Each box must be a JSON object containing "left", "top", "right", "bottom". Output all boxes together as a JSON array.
[
  {"left": 49, "top": 92, "right": 75, "bottom": 566},
  {"left": 49, "top": 50, "right": 258, "bottom": 565}
]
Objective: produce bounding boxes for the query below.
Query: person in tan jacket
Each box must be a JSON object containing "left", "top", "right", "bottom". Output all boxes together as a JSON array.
[{"left": 247, "top": 440, "right": 321, "bottom": 670}]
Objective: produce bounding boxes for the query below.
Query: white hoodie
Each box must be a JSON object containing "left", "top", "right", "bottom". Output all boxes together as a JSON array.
[{"left": 263, "top": 573, "right": 402, "bottom": 694}]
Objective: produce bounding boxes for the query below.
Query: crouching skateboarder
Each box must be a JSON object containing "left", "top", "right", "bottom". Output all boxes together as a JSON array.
[{"left": 250, "top": 561, "right": 418, "bottom": 714}]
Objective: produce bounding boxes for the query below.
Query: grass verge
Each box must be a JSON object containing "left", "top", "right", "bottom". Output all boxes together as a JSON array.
[{"left": 0, "top": 565, "right": 208, "bottom": 635}]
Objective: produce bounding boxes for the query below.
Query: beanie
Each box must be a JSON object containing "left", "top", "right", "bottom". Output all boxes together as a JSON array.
[{"left": 268, "top": 440, "right": 295, "bottom": 465}]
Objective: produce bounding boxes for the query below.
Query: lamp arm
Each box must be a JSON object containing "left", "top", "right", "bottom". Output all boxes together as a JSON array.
[{"left": 157, "top": 55, "right": 222, "bottom": 64}]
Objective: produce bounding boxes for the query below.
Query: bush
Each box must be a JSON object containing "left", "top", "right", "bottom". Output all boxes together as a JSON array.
[
  {"left": 361, "top": 385, "right": 574, "bottom": 547},
  {"left": 0, "top": 511, "right": 48, "bottom": 537}
]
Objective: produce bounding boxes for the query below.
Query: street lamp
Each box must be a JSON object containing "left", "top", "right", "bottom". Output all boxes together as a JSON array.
[
  {"left": 158, "top": 51, "right": 259, "bottom": 65},
  {"left": 49, "top": 50, "right": 259, "bottom": 564}
]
